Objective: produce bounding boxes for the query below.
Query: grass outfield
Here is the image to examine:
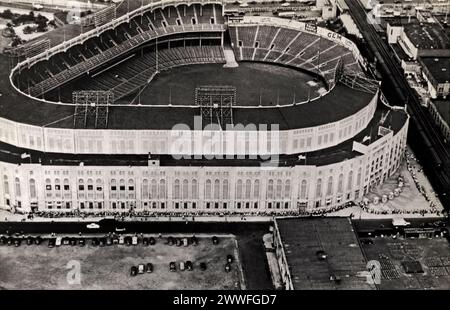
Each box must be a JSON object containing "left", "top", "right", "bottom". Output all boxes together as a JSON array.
[
  {"left": 135, "top": 62, "right": 324, "bottom": 106},
  {"left": 0, "top": 235, "right": 244, "bottom": 290}
]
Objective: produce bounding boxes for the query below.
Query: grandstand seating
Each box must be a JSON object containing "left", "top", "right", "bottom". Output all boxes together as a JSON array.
[
  {"left": 229, "top": 25, "right": 363, "bottom": 87},
  {"left": 14, "top": 4, "right": 224, "bottom": 98},
  {"left": 70, "top": 45, "right": 225, "bottom": 102}
]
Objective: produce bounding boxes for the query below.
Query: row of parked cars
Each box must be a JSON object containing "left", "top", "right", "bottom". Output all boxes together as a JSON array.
[
  {"left": 130, "top": 263, "right": 154, "bottom": 276},
  {"left": 1, "top": 235, "right": 44, "bottom": 247},
  {"left": 1, "top": 234, "right": 221, "bottom": 249}
]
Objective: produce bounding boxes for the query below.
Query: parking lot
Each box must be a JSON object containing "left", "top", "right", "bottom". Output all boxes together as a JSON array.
[{"left": 0, "top": 235, "right": 244, "bottom": 290}]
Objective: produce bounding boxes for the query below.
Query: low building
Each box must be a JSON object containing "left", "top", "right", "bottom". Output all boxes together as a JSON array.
[
  {"left": 387, "top": 20, "right": 450, "bottom": 60},
  {"left": 273, "top": 217, "right": 375, "bottom": 290},
  {"left": 419, "top": 57, "right": 450, "bottom": 99}
]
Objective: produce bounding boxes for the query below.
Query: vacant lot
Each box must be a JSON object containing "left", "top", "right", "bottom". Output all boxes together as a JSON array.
[{"left": 0, "top": 235, "right": 243, "bottom": 290}]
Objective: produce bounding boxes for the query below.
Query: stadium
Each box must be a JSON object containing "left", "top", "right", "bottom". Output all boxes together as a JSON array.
[{"left": 0, "top": 0, "right": 408, "bottom": 216}]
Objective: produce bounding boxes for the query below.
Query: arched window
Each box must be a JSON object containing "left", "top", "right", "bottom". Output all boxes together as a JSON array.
[
  {"left": 205, "top": 179, "right": 212, "bottom": 200},
  {"left": 267, "top": 179, "right": 274, "bottom": 200},
  {"left": 14, "top": 177, "right": 21, "bottom": 197},
  {"left": 337, "top": 174, "right": 344, "bottom": 193},
  {"left": 245, "top": 179, "right": 251, "bottom": 200},
  {"left": 236, "top": 179, "right": 243, "bottom": 200},
  {"left": 183, "top": 179, "right": 189, "bottom": 200},
  {"left": 214, "top": 179, "right": 220, "bottom": 200},
  {"left": 357, "top": 168, "right": 362, "bottom": 186},
  {"left": 192, "top": 179, "right": 198, "bottom": 199},
  {"left": 119, "top": 179, "right": 125, "bottom": 190},
  {"left": 326, "top": 176, "right": 333, "bottom": 196},
  {"left": 173, "top": 179, "right": 180, "bottom": 200},
  {"left": 29, "top": 179, "right": 36, "bottom": 198},
  {"left": 253, "top": 180, "right": 260, "bottom": 200},
  {"left": 222, "top": 180, "right": 229, "bottom": 200},
  {"left": 151, "top": 179, "right": 157, "bottom": 199},
  {"left": 284, "top": 180, "right": 291, "bottom": 198},
  {"left": 159, "top": 179, "right": 166, "bottom": 199},
  {"left": 347, "top": 171, "right": 353, "bottom": 191},
  {"left": 276, "top": 180, "right": 282, "bottom": 199},
  {"left": 87, "top": 178, "right": 93, "bottom": 191},
  {"left": 316, "top": 178, "right": 322, "bottom": 198},
  {"left": 300, "top": 180, "right": 307, "bottom": 199},
  {"left": 142, "top": 179, "right": 149, "bottom": 198}
]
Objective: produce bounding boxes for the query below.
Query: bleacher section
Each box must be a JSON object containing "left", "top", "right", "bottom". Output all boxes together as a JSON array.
[
  {"left": 229, "top": 25, "right": 363, "bottom": 87},
  {"left": 73, "top": 45, "right": 225, "bottom": 102},
  {"left": 13, "top": 4, "right": 224, "bottom": 98}
]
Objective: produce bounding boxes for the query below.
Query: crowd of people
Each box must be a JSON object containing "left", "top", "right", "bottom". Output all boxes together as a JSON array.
[
  {"left": 23, "top": 202, "right": 359, "bottom": 221},
  {"left": 360, "top": 150, "right": 442, "bottom": 216},
  {"left": 405, "top": 151, "right": 440, "bottom": 213}
]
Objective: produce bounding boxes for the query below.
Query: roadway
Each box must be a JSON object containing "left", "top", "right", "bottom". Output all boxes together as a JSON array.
[{"left": 344, "top": 0, "right": 450, "bottom": 208}]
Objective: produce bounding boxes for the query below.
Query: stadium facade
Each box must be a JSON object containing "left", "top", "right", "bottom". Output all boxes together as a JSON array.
[{"left": 0, "top": 0, "right": 408, "bottom": 215}]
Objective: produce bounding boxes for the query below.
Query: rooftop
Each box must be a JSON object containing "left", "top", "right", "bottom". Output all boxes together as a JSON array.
[
  {"left": 403, "top": 23, "right": 450, "bottom": 50},
  {"left": 420, "top": 57, "right": 450, "bottom": 84},
  {"left": 275, "top": 217, "right": 374, "bottom": 290},
  {"left": 433, "top": 99, "right": 450, "bottom": 125}
]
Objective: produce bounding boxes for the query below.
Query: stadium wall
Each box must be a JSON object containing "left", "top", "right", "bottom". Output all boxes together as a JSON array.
[
  {"left": 0, "top": 93, "right": 377, "bottom": 156},
  {"left": 0, "top": 115, "right": 408, "bottom": 214}
]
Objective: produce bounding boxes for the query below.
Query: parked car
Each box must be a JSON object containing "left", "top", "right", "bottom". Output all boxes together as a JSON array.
[
  {"left": 119, "top": 236, "right": 125, "bottom": 245},
  {"left": 191, "top": 236, "right": 198, "bottom": 246},
  {"left": 124, "top": 236, "right": 132, "bottom": 246},
  {"left": 212, "top": 236, "right": 219, "bottom": 245},
  {"left": 7, "top": 237, "right": 13, "bottom": 246},
  {"left": 225, "top": 263, "right": 231, "bottom": 272},
  {"left": 26, "top": 236, "right": 34, "bottom": 245},
  {"left": 48, "top": 238, "right": 56, "bottom": 248},
  {"left": 70, "top": 238, "right": 77, "bottom": 246},
  {"left": 91, "top": 238, "right": 100, "bottom": 246},
  {"left": 226, "top": 254, "right": 234, "bottom": 264},
  {"left": 169, "top": 262, "right": 177, "bottom": 272},
  {"left": 138, "top": 264, "right": 145, "bottom": 274},
  {"left": 86, "top": 223, "right": 100, "bottom": 229},
  {"left": 132, "top": 236, "right": 138, "bottom": 245},
  {"left": 34, "top": 236, "right": 43, "bottom": 245},
  {"left": 200, "top": 262, "right": 207, "bottom": 271},
  {"left": 99, "top": 238, "right": 106, "bottom": 247},
  {"left": 167, "top": 236, "right": 174, "bottom": 246},
  {"left": 0, "top": 236, "right": 7, "bottom": 245},
  {"left": 183, "top": 238, "right": 189, "bottom": 247},
  {"left": 316, "top": 250, "right": 327, "bottom": 261},
  {"left": 149, "top": 237, "right": 156, "bottom": 245},
  {"left": 14, "top": 238, "right": 21, "bottom": 247},
  {"left": 55, "top": 237, "right": 62, "bottom": 247},
  {"left": 185, "top": 260, "right": 193, "bottom": 271},
  {"left": 112, "top": 237, "right": 119, "bottom": 244},
  {"left": 176, "top": 238, "right": 183, "bottom": 247},
  {"left": 179, "top": 261, "right": 185, "bottom": 271},
  {"left": 78, "top": 238, "right": 86, "bottom": 246},
  {"left": 106, "top": 237, "right": 113, "bottom": 246},
  {"left": 146, "top": 263, "right": 153, "bottom": 273},
  {"left": 130, "top": 266, "right": 138, "bottom": 277},
  {"left": 142, "top": 237, "right": 149, "bottom": 246}
]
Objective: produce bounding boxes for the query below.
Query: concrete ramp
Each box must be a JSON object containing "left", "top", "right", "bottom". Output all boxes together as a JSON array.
[{"left": 223, "top": 47, "right": 239, "bottom": 68}]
